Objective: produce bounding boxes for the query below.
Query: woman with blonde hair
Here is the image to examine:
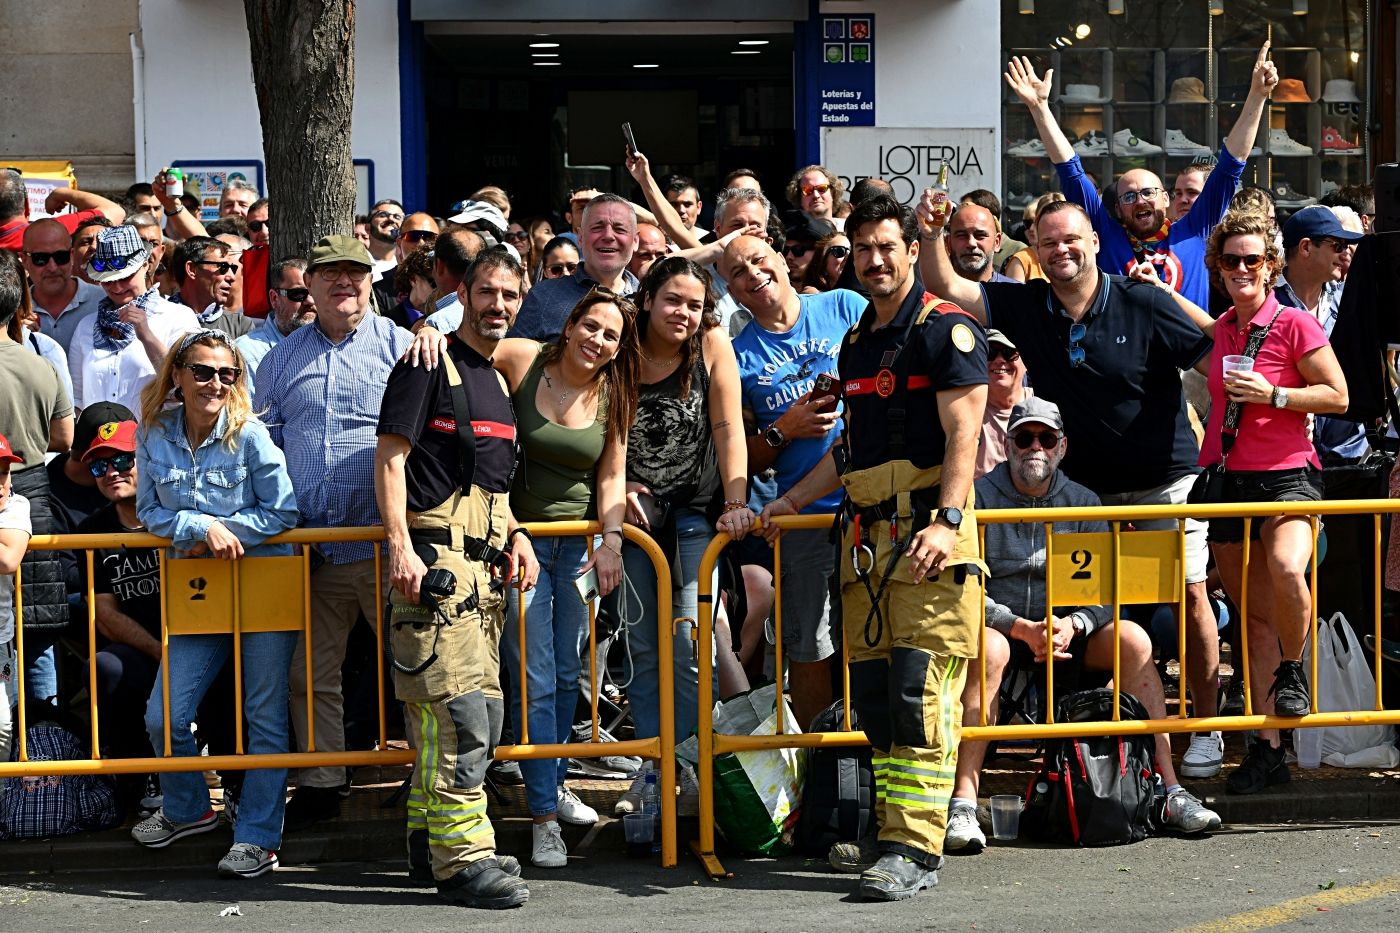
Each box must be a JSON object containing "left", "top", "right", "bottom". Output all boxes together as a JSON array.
[{"left": 132, "top": 329, "right": 299, "bottom": 878}]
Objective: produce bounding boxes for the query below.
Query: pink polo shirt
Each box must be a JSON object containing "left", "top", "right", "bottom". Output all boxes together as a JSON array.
[{"left": 1199, "top": 293, "right": 1330, "bottom": 471}]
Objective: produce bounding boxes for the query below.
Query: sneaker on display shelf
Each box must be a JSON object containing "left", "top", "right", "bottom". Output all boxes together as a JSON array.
[
  {"left": 1007, "top": 138, "right": 1049, "bottom": 158},
  {"left": 1267, "top": 128, "right": 1315, "bottom": 156},
  {"left": 1321, "top": 126, "right": 1362, "bottom": 153},
  {"left": 1163, "top": 128, "right": 1212, "bottom": 157},
  {"left": 1073, "top": 131, "right": 1110, "bottom": 158},
  {"left": 1113, "top": 129, "right": 1165, "bottom": 156}
]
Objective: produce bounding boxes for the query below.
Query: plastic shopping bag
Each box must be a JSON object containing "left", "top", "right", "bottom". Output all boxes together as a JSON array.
[
  {"left": 1301, "top": 613, "right": 1400, "bottom": 768},
  {"left": 677, "top": 683, "right": 805, "bottom": 855}
]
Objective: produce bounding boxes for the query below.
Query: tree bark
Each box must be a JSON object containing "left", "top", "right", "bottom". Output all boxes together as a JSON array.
[{"left": 244, "top": 0, "right": 356, "bottom": 260}]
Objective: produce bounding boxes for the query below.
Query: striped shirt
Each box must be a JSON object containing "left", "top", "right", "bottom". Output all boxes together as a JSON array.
[{"left": 255, "top": 313, "right": 413, "bottom": 563}]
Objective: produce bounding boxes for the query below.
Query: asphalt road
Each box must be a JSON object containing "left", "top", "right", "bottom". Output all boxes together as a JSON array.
[{"left": 3, "top": 823, "right": 1398, "bottom": 932}]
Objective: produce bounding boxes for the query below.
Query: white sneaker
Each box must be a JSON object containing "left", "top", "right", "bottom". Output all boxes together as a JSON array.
[
  {"left": 1073, "top": 131, "right": 1109, "bottom": 157},
  {"left": 1267, "top": 127, "right": 1314, "bottom": 156},
  {"left": 614, "top": 764, "right": 652, "bottom": 815},
  {"left": 1113, "top": 128, "right": 1164, "bottom": 156},
  {"left": 1007, "top": 138, "right": 1048, "bottom": 158},
  {"left": 1180, "top": 731, "right": 1224, "bottom": 778},
  {"left": 556, "top": 786, "right": 598, "bottom": 826},
  {"left": 944, "top": 804, "right": 986, "bottom": 852},
  {"left": 1163, "top": 128, "right": 1212, "bottom": 157},
  {"left": 531, "top": 820, "right": 568, "bottom": 868}
]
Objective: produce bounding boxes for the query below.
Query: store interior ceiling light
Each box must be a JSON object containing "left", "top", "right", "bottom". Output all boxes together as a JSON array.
[
  {"left": 533, "top": 61, "right": 561, "bottom": 66},
  {"left": 633, "top": 63, "right": 659, "bottom": 68},
  {"left": 530, "top": 52, "right": 558, "bottom": 57},
  {"left": 1293, "top": 0, "right": 1307, "bottom": 13},
  {"left": 1349, "top": 51, "right": 1360, "bottom": 63},
  {"left": 1019, "top": 0, "right": 1034, "bottom": 13},
  {"left": 529, "top": 42, "right": 559, "bottom": 48},
  {"left": 739, "top": 40, "right": 769, "bottom": 46},
  {"left": 732, "top": 50, "right": 761, "bottom": 55},
  {"left": 1075, "top": 23, "right": 1092, "bottom": 39}
]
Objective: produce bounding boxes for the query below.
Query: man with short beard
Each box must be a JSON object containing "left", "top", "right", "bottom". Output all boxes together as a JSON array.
[
  {"left": 945, "top": 204, "right": 1016, "bottom": 285},
  {"left": 173, "top": 236, "right": 254, "bottom": 339},
  {"left": 945, "top": 398, "right": 1220, "bottom": 854},
  {"left": 366, "top": 199, "right": 407, "bottom": 276},
  {"left": 918, "top": 196, "right": 1229, "bottom": 781}
]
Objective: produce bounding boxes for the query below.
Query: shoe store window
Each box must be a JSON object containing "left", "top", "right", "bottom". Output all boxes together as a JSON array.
[{"left": 1001, "top": 0, "right": 1372, "bottom": 221}]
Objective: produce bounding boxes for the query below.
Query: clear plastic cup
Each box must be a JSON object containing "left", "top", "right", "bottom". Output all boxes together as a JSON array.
[
  {"left": 1222, "top": 354, "right": 1254, "bottom": 378},
  {"left": 623, "top": 812, "right": 655, "bottom": 857},
  {"left": 990, "top": 794, "right": 1022, "bottom": 841},
  {"left": 1296, "top": 726, "right": 1323, "bottom": 769}
]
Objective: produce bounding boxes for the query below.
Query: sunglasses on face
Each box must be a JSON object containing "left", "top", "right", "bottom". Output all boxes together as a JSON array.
[
  {"left": 1118, "top": 187, "right": 1164, "bottom": 205},
  {"left": 88, "top": 452, "right": 136, "bottom": 478},
  {"left": 1316, "top": 237, "right": 1353, "bottom": 254},
  {"left": 26, "top": 250, "right": 71, "bottom": 267},
  {"left": 183, "top": 362, "right": 242, "bottom": 385},
  {"left": 801, "top": 183, "right": 831, "bottom": 198},
  {"left": 1067, "top": 321, "right": 1087, "bottom": 369},
  {"left": 247, "top": 219, "right": 269, "bottom": 234},
  {"left": 545, "top": 261, "right": 579, "bottom": 277},
  {"left": 91, "top": 251, "right": 143, "bottom": 272},
  {"left": 1217, "top": 253, "right": 1265, "bottom": 272},
  {"left": 784, "top": 243, "right": 813, "bottom": 258},
  {"left": 505, "top": 230, "right": 530, "bottom": 242},
  {"left": 195, "top": 260, "right": 239, "bottom": 276},
  {"left": 989, "top": 346, "right": 1020, "bottom": 364},
  {"left": 400, "top": 229, "right": 437, "bottom": 244},
  {"left": 277, "top": 286, "right": 310, "bottom": 302},
  {"left": 826, "top": 245, "right": 851, "bottom": 259},
  {"left": 1013, "top": 429, "right": 1062, "bottom": 450}
]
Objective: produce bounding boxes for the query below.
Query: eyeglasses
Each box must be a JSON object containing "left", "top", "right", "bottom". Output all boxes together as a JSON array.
[
  {"left": 247, "top": 219, "right": 269, "bottom": 234},
  {"left": 1118, "top": 187, "right": 1164, "bottom": 205},
  {"left": 183, "top": 362, "right": 242, "bottom": 385},
  {"left": 826, "top": 245, "right": 851, "bottom": 259},
  {"left": 195, "top": 260, "right": 240, "bottom": 276},
  {"left": 545, "top": 261, "right": 579, "bottom": 277},
  {"left": 87, "top": 452, "right": 136, "bottom": 478},
  {"left": 505, "top": 230, "right": 530, "bottom": 242},
  {"left": 25, "top": 250, "right": 71, "bottom": 267},
  {"left": 315, "top": 264, "right": 370, "bottom": 283},
  {"left": 90, "top": 251, "right": 143, "bottom": 272},
  {"left": 400, "top": 229, "right": 437, "bottom": 244},
  {"left": 989, "top": 346, "right": 1020, "bottom": 363},
  {"left": 276, "top": 286, "right": 311, "bottom": 302},
  {"left": 1012, "top": 429, "right": 1062, "bottom": 450},
  {"left": 784, "top": 243, "right": 812, "bottom": 258},
  {"left": 1067, "top": 321, "right": 1087, "bottom": 369},
  {"left": 801, "top": 183, "right": 831, "bottom": 198},
  {"left": 1217, "top": 253, "right": 1265, "bottom": 272},
  {"left": 371, "top": 209, "right": 405, "bottom": 223},
  {"left": 1316, "top": 237, "right": 1353, "bottom": 254}
]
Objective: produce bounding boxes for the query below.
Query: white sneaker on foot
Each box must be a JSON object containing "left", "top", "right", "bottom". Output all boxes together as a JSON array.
[
  {"left": 556, "top": 786, "right": 598, "bottom": 826},
  {"left": 1180, "top": 731, "right": 1224, "bottom": 778},
  {"left": 944, "top": 804, "right": 986, "bottom": 852},
  {"left": 531, "top": 820, "right": 568, "bottom": 868}
]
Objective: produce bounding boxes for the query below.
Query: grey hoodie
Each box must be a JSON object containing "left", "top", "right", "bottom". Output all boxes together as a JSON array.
[{"left": 975, "top": 461, "right": 1113, "bottom": 637}]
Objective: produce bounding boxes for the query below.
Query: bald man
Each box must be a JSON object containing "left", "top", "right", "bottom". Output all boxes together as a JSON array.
[
  {"left": 628, "top": 221, "right": 669, "bottom": 281},
  {"left": 946, "top": 204, "right": 1018, "bottom": 285}
]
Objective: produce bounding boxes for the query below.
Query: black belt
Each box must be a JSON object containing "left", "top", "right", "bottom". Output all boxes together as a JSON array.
[
  {"left": 408, "top": 528, "right": 508, "bottom": 569},
  {"left": 850, "top": 485, "right": 941, "bottom": 532}
]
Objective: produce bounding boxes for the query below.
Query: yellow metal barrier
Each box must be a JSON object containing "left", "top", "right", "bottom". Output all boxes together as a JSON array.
[{"left": 690, "top": 500, "right": 1400, "bottom": 879}]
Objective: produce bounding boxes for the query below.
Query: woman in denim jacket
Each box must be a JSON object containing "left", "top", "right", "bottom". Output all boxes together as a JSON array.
[{"left": 131, "top": 329, "right": 299, "bottom": 879}]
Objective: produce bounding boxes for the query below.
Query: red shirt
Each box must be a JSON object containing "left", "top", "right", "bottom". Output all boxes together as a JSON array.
[
  {"left": 1199, "top": 293, "right": 1330, "bottom": 471},
  {"left": 0, "top": 209, "right": 103, "bottom": 252}
]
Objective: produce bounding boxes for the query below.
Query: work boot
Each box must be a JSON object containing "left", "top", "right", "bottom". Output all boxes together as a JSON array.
[
  {"left": 437, "top": 857, "right": 529, "bottom": 909},
  {"left": 283, "top": 785, "right": 342, "bottom": 833},
  {"left": 409, "top": 830, "right": 519, "bottom": 885},
  {"left": 859, "top": 852, "right": 939, "bottom": 902}
]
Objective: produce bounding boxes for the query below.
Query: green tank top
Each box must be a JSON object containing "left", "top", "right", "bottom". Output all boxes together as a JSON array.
[{"left": 510, "top": 346, "right": 608, "bottom": 522}]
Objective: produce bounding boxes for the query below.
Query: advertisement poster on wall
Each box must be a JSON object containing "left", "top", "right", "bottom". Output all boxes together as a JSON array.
[{"left": 822, "top": 127, "right": 996, "bottom": 205}]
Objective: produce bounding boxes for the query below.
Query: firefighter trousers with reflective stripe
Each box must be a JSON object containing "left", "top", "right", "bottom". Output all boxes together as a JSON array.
[{"left": 403, "top": 694, "right": 495, "bottom": 879}]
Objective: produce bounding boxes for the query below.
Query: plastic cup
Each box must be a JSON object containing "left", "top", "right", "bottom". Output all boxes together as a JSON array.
[
  {"left": 989, "top": 795, "right": 1021, "bottom": 841},
  {"left": 1296, "top": 726, "right": 1323, "bottom": 769},
  {"left": 623, "top": 812, "right": 655, "bottom": 857},
  {"left": 1222, "top": 354, "right": 1254, "bottom": 378}
]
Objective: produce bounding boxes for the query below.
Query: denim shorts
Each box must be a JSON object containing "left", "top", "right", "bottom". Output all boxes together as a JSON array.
[{"left": 1207, "top": 467, "right": 1323, "bottom": 544}]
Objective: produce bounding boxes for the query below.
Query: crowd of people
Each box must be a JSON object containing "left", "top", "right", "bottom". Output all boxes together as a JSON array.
[{"left": 0, "top": 39, "right": 1391, "bottom": 904}]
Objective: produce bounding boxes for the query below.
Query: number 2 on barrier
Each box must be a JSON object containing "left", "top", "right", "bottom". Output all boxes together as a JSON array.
[{"left": 1048, "top": 531, "right": 1181, "bottom": 606}]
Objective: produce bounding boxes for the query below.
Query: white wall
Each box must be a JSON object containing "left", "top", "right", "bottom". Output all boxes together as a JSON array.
[{"left": 136, "top": 0, "right": 402, "bottom": 202}]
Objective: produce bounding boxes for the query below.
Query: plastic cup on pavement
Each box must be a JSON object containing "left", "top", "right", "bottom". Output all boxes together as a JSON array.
[
  {"left": 1222, "top": 355, "right": 1254, "bottom": 378},
  {"left": 1296, "top": 726, "right": 1323, "bottom": 769},
  {"left": 990, "top": 795, "right": 1022, "bottom": 841},
  {"left": 623, "top": 812, "right": 655, "bottom": 857}
]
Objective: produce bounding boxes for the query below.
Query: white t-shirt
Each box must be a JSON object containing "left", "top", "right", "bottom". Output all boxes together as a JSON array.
[
  {"left": 0, "top": 491, "right": 33, "bottom": 644},
  {"left": 68, "top": 296, "right": 201, "bottom": 415},
  {"left": 26, "top": 330, "right": 74, "bottom": 409}
]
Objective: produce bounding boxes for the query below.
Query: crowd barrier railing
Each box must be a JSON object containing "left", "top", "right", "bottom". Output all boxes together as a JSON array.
[
  {"left": 690, "top": 500, "right": 1400, "bottom": 879},
  {"left": 5, "top": 522, "right": 678, "bottom": 867}
]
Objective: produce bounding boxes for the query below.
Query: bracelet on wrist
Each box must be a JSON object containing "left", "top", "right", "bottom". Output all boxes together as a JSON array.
[
  {"left": 600, "top": 539, "right": 623, "bottom": 556},
  {"left": 721, "top": 499, "right": 747, "bottom": 514},
  {"left": 507, "top": 527, "right": 533, "bottom": 548}
]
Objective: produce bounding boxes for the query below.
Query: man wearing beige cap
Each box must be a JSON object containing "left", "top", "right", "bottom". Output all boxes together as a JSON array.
[{"left": 975, "top": 329, "right": 1032, "bottom": 479}]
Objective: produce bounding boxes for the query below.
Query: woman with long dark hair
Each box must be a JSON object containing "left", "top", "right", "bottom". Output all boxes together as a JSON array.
[
  {"left": 491, "top": 289, "right": 640, "bottom": 867},
  {"left": 132, "top": 329, "right": 298, "bottom": 878}
]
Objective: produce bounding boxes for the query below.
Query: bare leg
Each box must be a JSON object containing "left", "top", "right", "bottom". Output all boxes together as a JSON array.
[
  {"left": 952, "top": 628, "right": 1010, "bottom": 801},
  {"left": 1184, "top": 581, "right": 1220, "bottom": 717},
  {"left": 737, "top": 564, "right": 774, "bottom": 680},
  {"left": 714, "top": 600, "right": 751, "bottom": 699},
  {"left": 1083, "top": 619, "right": 1178, "bottom": 785},
  {"left": 1213, "top": 540, "right": 1283, "bottom": 746}
]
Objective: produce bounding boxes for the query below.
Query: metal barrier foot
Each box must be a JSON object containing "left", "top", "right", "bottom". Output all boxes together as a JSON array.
[{"left": 689, "top": 839, "right": 732, "bottom": 880}]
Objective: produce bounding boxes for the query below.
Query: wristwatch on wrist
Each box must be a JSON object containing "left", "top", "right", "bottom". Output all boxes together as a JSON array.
[
  {"left": 164, "top": 203, "right": 183, "bottom": 216},
  {"left": 1071, "top": 616, "right": 1086, "bottom": 638},
  {"left": 934, "top": 506, "right": 963, "bottom": 530},
  {"left": 1271, "top": 386, "right": 1290, "bottom": 409},
  {"left": 764, "top": 425, "right": 787, "bottom": 449}
]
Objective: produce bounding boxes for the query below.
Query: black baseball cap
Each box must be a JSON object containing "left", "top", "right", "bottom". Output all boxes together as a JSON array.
[{"left": 74, "top": 402, "right": 137, "bottom": 457}]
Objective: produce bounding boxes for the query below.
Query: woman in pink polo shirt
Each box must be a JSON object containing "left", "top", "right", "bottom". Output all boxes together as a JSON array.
[{"left": 1199, "top": 210, "right": 1347, "bottom": 796}]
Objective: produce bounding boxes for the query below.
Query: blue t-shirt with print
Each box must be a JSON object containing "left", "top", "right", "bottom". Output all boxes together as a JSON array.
[{"left": 733, "top": 288, "right": 866, "bottom": 513}]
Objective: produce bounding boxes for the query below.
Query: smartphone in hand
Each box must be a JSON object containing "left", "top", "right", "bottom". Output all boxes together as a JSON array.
[
  {"left": 809, "top": 372, "right": 839, "bottom": 409},
  {"left": 575, "top": 566, "right": 600, "bottom": 605},
  {"left": 622, "top": 122, "right": 638, "bottom": 157}
]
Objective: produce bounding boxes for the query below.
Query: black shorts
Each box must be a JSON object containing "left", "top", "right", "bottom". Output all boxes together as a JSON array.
[{"left": 1207, "top": 467, "right": 1323, "bottom": 544}]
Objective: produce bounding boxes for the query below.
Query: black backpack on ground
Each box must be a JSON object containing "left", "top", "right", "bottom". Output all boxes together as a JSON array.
[
  {"left": 793, "top": 700, "right": 875, "bottom": 856},
  {"left": 1019, "top": 688, "right": 1156, "bottom": 847}
]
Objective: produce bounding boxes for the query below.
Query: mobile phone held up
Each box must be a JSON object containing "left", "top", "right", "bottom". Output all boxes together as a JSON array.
[
  {"left": 622, "top": 122, "right": 638, "bottom": 157},
  {"left": 809, "top": 372, "right": 839, "bottom": 409}
]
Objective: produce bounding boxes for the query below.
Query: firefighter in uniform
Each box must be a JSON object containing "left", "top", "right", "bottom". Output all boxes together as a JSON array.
[
  {"left": 762, "top": 195, "right": 988, "bottom": 901},
  {"left": 375, "top": 250, "right": 538, "bottom": 910}
]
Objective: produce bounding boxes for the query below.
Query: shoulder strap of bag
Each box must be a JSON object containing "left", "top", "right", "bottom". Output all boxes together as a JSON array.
[
  {"left": 441, "top": 343, "right": 477, "bottom": 493},
  {"left": 1219, "top": 303, "right": 1286, "bottom": 458}
]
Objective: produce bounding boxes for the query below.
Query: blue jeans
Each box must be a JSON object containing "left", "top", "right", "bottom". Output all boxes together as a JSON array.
[
  {"left": 145, "top": 630, "right": 297, "bottom": 850},
  {"left": 501, "top": 535, "right": 590, "bottom": 816},
  {"left": 622, "top": 508, "right": 717, "bottom": 743},
  {"left": 23, "top": 629, "right": 58, "bottom": 707}
]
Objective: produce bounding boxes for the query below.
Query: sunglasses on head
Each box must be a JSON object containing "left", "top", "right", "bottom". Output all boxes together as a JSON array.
[
  {"left": 545, "top": 261, "right": 579, "bottom": 277},
  {"left": 1217, "top": 253, "right": 1265, "bottom": 272},
  {"left": 26, "top": 250, "right": 71, "bottom": 267},
  {"left": 989, "top": 346, "right": 1020, "bottom": 364},
  {"left": 91, "top": 251, "right": 143, "bottom": 272},
  {"left": 401, "top": 229, "right": 437, "bottom": 244},
  {"left": 277, "top": 286, "right": 310, "bottom": 302},
  {"left": 826, "top": 245, "right": 851, "bottom": 259},
  {"left": 183, "top": 362, "right": 242, "bottom": 385},
  {"left": 87, "top": 452, "right": 136, "bottom": 478},
  {"left": 1013, "top": 429, "right": 1062, "bottom": 450},
  {"left": 801, "top": 183, "right": 831, "bottom": 197},
  {"left": 1118, "top": 187, "right": 1164, "bottom": 205},
  {"left": 195, "top": 259, "right": 240, "bottom": 276}
]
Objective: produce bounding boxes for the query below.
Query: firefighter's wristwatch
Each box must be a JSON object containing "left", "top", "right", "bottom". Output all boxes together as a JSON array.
[{"left": 934, "top": 506, "right": 963, "bottom": 529}]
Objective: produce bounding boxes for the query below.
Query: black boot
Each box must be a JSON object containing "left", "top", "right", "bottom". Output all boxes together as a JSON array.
[
  {"left": 410, "top": 831, "right": 519, "bottom": 886},
  {"left": 283, "top": 784, "right": 342, "bottom": 833},
  {"left": 1226, "top": 739, "right": 1289, "bottom": 795},
  {"left": 859, "top": 852, "right": 939, "bottom": 901},
  {"left": 437, "top": 857, "right": 529, "bottom": 909}
]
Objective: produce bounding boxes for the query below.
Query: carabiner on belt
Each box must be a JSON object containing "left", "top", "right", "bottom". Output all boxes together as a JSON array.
[{"left": 850, "top": 513, "right": 875, "bottom": 577}]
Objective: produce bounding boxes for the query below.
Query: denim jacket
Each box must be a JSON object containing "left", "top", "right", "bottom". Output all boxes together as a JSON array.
[{"left": 136, "top": 407, "right": 299, "bottom": 557}]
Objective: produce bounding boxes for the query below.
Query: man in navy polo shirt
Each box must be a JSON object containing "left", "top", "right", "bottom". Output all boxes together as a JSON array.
[
  {"left": 1003, "top": 42, "right": 1277, "bottom": 308},
  {"left": 724, "top": 234, "right": 865, "bottom": 728},
  {"left": 918, "top": 196, "right": 1229, "bottom": 780}
]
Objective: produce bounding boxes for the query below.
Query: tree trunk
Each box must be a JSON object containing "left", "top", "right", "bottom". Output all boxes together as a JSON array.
[{"left": 244, "top": 0, "right": 356, "bottom": 260}]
